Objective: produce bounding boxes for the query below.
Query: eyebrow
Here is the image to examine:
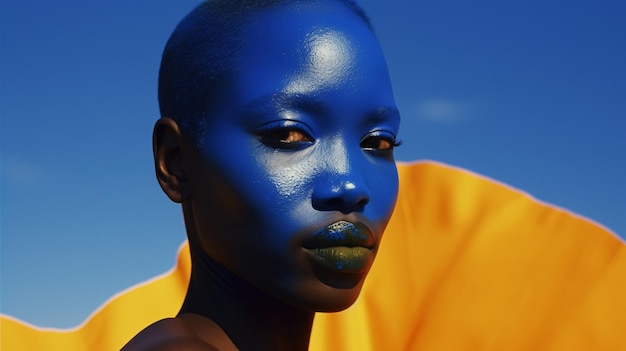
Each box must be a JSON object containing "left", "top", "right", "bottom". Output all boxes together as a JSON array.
[
  {"left": 243, "top": 92, "right": 401, "bottom": 122},
  {"left": 242, "top": 92, "right": 328, "bottom": 117},
  {"left": 370, "top": 106, "right": 401, "bottom": 122}
]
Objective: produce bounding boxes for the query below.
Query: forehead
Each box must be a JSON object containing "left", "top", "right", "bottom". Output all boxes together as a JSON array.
[
  {"left": 244, "top": 2, "right": 378, "bottom": 64},
  {"left": 218, "top": 1, "right": 391, "bottom": 103}
]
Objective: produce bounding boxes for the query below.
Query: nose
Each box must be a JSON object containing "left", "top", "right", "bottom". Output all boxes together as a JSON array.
[
  {"left": 311, "top": 176, "right": 371, "bottom": 214},
  {"left": 311, "top": 137, "right": 371, "bottom": 213}
]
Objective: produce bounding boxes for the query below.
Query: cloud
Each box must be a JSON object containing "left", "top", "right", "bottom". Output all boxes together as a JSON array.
[{"left": 413, "top": 99, "right": 471, "bottom": 123}]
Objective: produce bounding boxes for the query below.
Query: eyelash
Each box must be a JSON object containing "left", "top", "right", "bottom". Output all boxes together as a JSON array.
[
  {"left": 256, "top": 122, "right": 401, "bottom": 153},
  {"left": 360, "top": 131, "right": 402, "bottom": 152},
  {"left": 256, "top": 121, "right": 315, "bottom": 150}
]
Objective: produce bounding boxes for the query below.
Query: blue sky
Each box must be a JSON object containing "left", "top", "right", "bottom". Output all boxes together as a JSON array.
[{"left": 1, "top": 0, "right": 624, "bottom": 328}]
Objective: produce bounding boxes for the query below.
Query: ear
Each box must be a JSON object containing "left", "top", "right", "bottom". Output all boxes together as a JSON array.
[{"left": 153, "top": 117, "right": 189, "bottom": 203}]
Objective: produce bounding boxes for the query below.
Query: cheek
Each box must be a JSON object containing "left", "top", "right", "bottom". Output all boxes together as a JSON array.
[
  {"left": 366, "top": 163, "right": 399, "bottom": 224},
  {"left": 203, "top": 146, "right": 315, "bottom": 246},
  {"left": 266, "top": 155, "right": 315, "bottom": 197},
  {"left": 255, "top": 148, "right": 318, "bottom": 207}
]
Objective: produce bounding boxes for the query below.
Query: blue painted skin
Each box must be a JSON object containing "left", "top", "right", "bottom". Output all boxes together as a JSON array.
[
  {"left": 121, "top": 1, "right": 404, "bottom": 350},
  {"left": 177, "top": 1, "right": 401, "bottom": 314}
]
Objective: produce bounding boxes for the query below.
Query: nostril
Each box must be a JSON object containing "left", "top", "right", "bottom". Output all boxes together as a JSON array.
[
  {"left": 340, "top": 197, "right": 368, "bottom": 214},
  {"left": 314, "top": 197, "right": 368, "bottom": 214},
  {"left": 357, "top": 197, "right": 370, "bottom": 208},
  {"left": 324, "top": 198, "right": 344, "bottom": 210}
]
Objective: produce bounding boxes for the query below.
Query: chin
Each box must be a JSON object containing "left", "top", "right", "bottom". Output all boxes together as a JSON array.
[
  {"left": 314, "top": 293, "right": 362, "bottom": 313},
  {"left": 290, "top": 275, "right": 367, "bottom": 313},
  {"left": 312, "top": 288, "right": 365, "bottom": 313}
]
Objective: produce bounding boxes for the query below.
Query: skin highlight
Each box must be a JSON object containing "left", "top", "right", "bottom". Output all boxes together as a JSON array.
[{"left": 122, "top": 1, "right": 400, "bottom": 350}]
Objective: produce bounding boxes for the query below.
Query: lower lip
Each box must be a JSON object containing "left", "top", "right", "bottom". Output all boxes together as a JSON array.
[{"left": 306, "top": 246, "right": 373, "bottom": 273}]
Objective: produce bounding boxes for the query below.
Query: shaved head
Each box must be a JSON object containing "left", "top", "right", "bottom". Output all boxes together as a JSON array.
[{"left": 158, "top": 0, "right": 374, "bottom": 142}]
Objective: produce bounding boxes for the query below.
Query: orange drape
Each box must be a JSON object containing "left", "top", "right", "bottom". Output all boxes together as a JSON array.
[{"left": 3, "top": 161, "right": 625, "bottom": 350}]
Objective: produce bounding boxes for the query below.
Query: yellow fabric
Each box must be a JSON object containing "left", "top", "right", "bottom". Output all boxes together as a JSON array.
[{"left": 2, "top": 161, "right": 625, "bottom": 350}]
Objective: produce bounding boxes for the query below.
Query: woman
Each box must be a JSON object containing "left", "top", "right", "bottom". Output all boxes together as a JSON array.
[{"left": 122, "top": 0, "right": 401, "bottom": 349}]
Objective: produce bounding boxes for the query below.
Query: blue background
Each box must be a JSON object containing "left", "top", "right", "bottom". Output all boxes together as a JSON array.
[{"left": 2, "top": 0, "right": 624, "bottom": 328}]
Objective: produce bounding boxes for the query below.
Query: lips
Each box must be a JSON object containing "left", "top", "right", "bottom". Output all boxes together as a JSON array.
[{"left": 302, "top": 221, "right": 376, "bottom": 273}]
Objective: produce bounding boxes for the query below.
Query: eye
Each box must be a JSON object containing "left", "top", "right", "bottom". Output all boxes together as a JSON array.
[
  {"left": 360, "top": 131, "right": 402, "bottom": 152},
  {"left": 257, "top": 121, "right": 315, "bottom": 150},
  {"left": 266, "top": 129, "right": 311, "bottom": 143}
]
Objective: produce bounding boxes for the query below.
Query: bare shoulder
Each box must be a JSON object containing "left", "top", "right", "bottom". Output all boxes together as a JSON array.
[{"left": 120, "top": 317, "right": 229, "bottom": 351}]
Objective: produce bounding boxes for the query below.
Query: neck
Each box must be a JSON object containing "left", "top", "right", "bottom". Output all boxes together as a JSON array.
[{"left": 180, "top": 245, "right": 315, "bottom": 351}]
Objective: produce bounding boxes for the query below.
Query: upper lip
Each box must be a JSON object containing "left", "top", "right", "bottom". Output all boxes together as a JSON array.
[{"left": 302, "top": 221, "right": 375, "bottom": 249}]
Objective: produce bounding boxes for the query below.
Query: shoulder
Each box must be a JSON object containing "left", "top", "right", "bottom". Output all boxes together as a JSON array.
[{"left": 120, "top": 318, "right": 220, "bottom": 351}]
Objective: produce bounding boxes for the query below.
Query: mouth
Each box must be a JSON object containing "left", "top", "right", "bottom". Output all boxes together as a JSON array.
[{"left": 302, "top": 221, "right": 376, "bottom": 273}]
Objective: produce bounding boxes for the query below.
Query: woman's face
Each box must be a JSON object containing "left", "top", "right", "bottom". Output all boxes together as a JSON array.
[{"left": 183, "top": 2, "right": 400, "bottom": 311}]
